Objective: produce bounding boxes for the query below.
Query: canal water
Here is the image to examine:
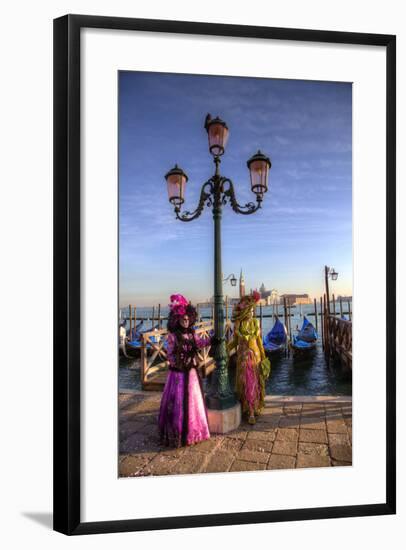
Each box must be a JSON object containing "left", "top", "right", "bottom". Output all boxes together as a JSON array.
[{"left": 119, "top": 304, "right": 352, "bottom": 396}]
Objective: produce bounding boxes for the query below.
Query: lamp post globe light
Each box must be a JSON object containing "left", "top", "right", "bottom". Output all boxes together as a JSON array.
[{"left": 165, "top": 114, "right": 272, "bottom": 432}]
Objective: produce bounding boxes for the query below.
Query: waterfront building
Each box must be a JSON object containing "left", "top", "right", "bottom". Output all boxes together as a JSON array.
[
  {"left": 258, "top": 283, "right": 279, "bottom": 305},
  {"left": 337, "top": 295, "right": 352, "bottom": 302},
  {"left": 259, "top": 282, "right": 271, "bottom": 300},
  {"left": 279, "top": 293, "right": 312, "bottom": 306},
  {"left": 270, "top": 289, "right": 279, "bottom": 303}
]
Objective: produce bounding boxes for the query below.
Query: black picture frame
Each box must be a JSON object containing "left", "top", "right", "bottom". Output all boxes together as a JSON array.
[{"left": 53, "top": 14, "right": 396, "bottom": 536}]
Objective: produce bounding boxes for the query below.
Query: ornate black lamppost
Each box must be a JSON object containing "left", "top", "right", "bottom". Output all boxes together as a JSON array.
[
  {"left": 324, "top": 265, "right": 339, "bottom": 314},
  {"left": 165, "top": 114, "right": 271, "bottom": 424}
]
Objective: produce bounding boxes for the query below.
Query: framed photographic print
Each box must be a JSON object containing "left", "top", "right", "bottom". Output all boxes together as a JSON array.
[{"left": 53, "top": 15, "right": 396, "bottom": 535}]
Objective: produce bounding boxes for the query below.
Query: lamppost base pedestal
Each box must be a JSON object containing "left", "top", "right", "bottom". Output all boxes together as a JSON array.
[{"left": 207, "top": 402, "right": 241, "bottom": 434}]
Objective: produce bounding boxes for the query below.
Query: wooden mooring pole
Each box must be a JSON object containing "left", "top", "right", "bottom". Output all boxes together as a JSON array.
[
  {"left": 283, "top": 297, "right": 287, "bottom": 327},
  {"left": 314, "top": 298, "right": 318, "bottom": 332},
  {"left": 323, "top": 294, "right": 329, "bottom": 358},
  {"left": 324, "top": 265, "right": 331, "bottom": 314},
  {"left": 283, "top": 297, "right": 289, "bottom": 356},
  {"left": 286, "top": 300, "right": 292, "bottom": 346},
  {"left": 157, "top": 303, "right": 161, "bottom": 328},
  {"left": 129, "top": 304, "right": 132, "bottom": 337},
  {"left": 320, "top": 296, "right": 324, "bottom": 350},
  {"left": 260, "top": 303, "right": 263, "bottom": 333},
  {"left": 339, "top": 297, "right": 343, "bottom": 318}
]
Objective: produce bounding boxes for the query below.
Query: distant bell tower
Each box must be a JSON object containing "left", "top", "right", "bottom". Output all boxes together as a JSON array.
[{"left": 239, "top": 269, "right": 245, "bottom": 298}]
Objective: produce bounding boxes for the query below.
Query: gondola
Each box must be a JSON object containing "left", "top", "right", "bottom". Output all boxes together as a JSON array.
[
  {"left": 125, "top": 322, "right": 161, "bottom": 356},
  {"left": 119, "top": 320, "right": 143, "bottom": 357},
  {"left": 263, "top": 317, "right": 287, "bottom": 355},
  {"left": 127, "top": 320, "right": 144, "bottom": 341},
  {"left": 290, "top": 316, "right": 317, "bottom": 353}
]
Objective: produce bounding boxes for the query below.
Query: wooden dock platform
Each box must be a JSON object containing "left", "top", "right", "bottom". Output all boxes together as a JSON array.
[{"left": 139, "top": 321, "right": 219, "bottom": 391}]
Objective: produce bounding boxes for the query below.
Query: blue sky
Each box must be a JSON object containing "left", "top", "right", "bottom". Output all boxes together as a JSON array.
[{"left": 119, "top": 72, "right": 352, "bottom": 307}]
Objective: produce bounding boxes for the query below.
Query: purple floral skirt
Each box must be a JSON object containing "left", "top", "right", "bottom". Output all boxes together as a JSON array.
[{"left": 158, "top": 368, "right": 210, "bottom": 447}]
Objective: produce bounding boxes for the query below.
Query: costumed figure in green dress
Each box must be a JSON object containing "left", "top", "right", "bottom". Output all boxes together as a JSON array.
[{"left": 227, "top": 291, "right": 271, "bottom": 424}]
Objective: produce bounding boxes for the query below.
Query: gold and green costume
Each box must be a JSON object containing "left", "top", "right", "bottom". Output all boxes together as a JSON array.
[{"left": 228, "top": 315, "right": 271, "bottom": 418}]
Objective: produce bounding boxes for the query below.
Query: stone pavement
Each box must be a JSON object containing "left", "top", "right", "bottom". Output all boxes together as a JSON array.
[{"left": 119, "top": 392, "right": 352, "bottom": 477}]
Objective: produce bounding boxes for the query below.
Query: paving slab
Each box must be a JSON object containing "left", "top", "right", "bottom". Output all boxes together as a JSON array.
[
  {"left": 296, "top": 454, "right": 331, "bottom": 468},
  {"left": 242, "top": 438, "right": 274, "bottom": 453},
  {"left": 119, "top": 455, "right": 152, "bottom": 477},
  {"left": 175, "top": 451, "right": 207, "bottom": 474},
  {"left": 119, "top": 419, "right": 148, "bottom": 440},
  {"left": 301, "top": 408, "right": 326, "bottom": 419},
  {"left": 267, "top": 454, "right": 296, "bottom": 470},
  {"left": 139, "top": 454, "right": 180, "bottom": 476},
  {"left": 298, "top": 442, "right": 329, "bottom": 456},
  {"left": 230, "top": 460, "right": 267, "bottom": 472},
  {"left": 188, "top": 437, "right": 221, "bottom": 453},
  {"left": 332, "top": 459, "right": 352, "bottom": 467},
  {"left": 276, "top": 428, "right": 299, "bottom": 442},
  {"left": 246, "top": 429, "right": 276, "bottom": 441},
  {"left": 328, "top": 432, "right": 351, "bottom": 446},
  {"left": 329, "top": 444, "right": 352, "bottom": 462},
  {"left": 299, "top": 429, "right": 328, "bottom": 444},
  {"left": 272, "top": 440, "right": 298, "bottom": 456},
  {"left": 300, "top": 417, "right": 326, "bottom": 430},
  {"left": 120, "top": 433, "right": 161, "bottom": 454},
  {"left": 219, "top": 437, "right": 244, "bottom": 452},
  {"left": 279, "top": 415, "right": 300, "bottom": 428},
  {"left": 326, "top": 418, "right": 348, "bottom": 434},
  {"left": 255, "top": 416, "right": 281, "bottom": 429},
  {"left": 284, "top": 404, "right": 303, "bottom": 415},
  {"left": 228, "top": 429, "right": 249, "bottom": 441},
  {"left": 202, "top": 450, "right": 236, "bottom": 473},
  {"left": 237, "top": 448, "right": 270, "bottom": 464}
]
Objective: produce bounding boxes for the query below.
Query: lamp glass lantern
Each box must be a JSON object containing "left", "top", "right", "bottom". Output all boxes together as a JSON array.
[
  {"left": 164, "top": 165, "right": 188, "bottom": 206},
  {"left": 247, "top": 150, "right": 272, "bottom": 195},
  {"left": 331, "top": 269, "right": 338, "bottom": 281},
  {"left": 205, "top": 116, "right": 229, "bottom": 157},
  {"left": 230, "top": 275, "right": 237, "bottom": 287}
]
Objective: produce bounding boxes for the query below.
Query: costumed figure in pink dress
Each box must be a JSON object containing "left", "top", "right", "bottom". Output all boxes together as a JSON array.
[{"left": 158, "top": 294, "right": 211, "bottom": 447}]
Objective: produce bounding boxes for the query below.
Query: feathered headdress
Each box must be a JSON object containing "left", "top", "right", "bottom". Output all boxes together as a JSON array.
[
  {"left": 232, "top": 291, "right": 261, "bottom": 322},
  {"left": 167, "top": 294, "right": 197, "bottom": 333},
  {"left": 169, "top": 294, "right": 189, "bottom": 316}
]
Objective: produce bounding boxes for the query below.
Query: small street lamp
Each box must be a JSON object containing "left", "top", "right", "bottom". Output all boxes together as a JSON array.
[
  {"left": 165, "top": 114, "right": 272, "bottom": 430},
  {"left": 223, "top": 273, "right": 237, "bottom": 287},
  {"left": 324, "top": 265, "right": 339, "bottom": 313}
]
